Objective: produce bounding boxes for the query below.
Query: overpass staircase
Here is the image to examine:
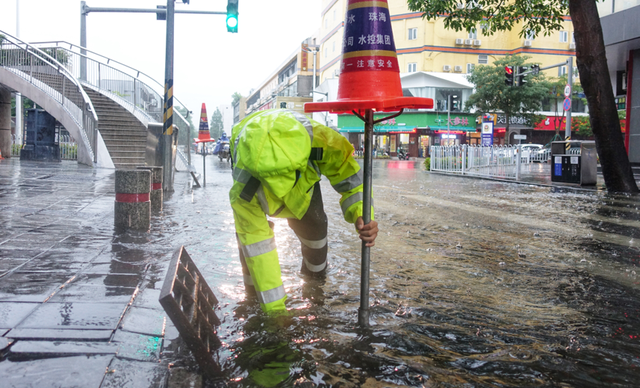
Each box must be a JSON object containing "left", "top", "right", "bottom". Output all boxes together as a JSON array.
[{"left": 0, "top": 31, "right": 192, "bottom": 169}]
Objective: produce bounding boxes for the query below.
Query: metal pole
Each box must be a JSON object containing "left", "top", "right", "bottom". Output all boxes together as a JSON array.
[
  {"left": 202, "top": 150, "right": 206, "bottom": 187},
  {"left": 566, "top": 57, "right": 573, "bottom": 139},
  {"left": 15, "top": 0, "right": 22, "bottom": 146},
  {"left": 162, "top": 0, "right": 175, "bottom": 192},
  {"left": 358, "top": 109, "right": 374, "bottom": 327},
  {"left": 187, "top": 121, "right": 192, "bottom": 166},
  {"left": 80, "top": 1, "right": 87, "bottom": 81},
  {"left": 447, "top": 95, "right": 451, "bottom": 146}
]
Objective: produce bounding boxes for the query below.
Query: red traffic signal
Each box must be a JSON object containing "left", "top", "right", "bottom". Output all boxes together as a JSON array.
[{"left": 505, "top": 66, "right": 514, "bottom": 86}]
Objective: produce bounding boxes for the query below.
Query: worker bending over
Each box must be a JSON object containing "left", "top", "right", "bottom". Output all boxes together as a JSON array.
[{"left": 229, "top": 109, "right": 378, "bottom": 314}]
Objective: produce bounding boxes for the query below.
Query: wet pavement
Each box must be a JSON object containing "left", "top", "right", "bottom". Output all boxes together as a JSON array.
[{"left": 0, "top": 155, "right": 639, "bottom": 387}]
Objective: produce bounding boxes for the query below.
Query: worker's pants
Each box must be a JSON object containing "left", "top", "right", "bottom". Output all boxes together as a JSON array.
[{"left": 237, "top": 182, "right": 328, "bottom": 296}]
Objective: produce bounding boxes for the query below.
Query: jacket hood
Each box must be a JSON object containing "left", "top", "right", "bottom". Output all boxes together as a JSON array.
[{"left": 234, "top": 110, "right": 312, "bottom": 197}]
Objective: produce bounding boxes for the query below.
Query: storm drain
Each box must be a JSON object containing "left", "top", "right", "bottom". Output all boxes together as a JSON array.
[{"left": 159, "top": 246, "right": 222, "bottom": 377}]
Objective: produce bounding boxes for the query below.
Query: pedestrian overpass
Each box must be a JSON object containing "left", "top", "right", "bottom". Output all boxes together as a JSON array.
[{"left": 0, "top": 30, "right": 191, "bottom": 169}]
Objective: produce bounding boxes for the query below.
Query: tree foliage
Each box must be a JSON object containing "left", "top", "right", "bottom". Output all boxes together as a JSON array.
[
  {"left": 232, "top": 92, "right": 242, "bottom": 106},
  {"left": 209, "top": 108, "right": 224, "bottom": 140},
  {"left": 466, "top": 55, "right": 549, "bottom": 132},
  {"left": 407, "top": 0, "right": 567, "bottom": 37}
]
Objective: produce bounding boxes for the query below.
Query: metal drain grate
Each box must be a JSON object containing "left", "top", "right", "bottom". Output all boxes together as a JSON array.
[{"left": 159, "top": 246, "right": 221, "bottom": 376}]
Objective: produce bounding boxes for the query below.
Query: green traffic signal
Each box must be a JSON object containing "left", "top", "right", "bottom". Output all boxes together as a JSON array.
[{"left": 226, "top": 0, "right": 238, "bottom": 33}]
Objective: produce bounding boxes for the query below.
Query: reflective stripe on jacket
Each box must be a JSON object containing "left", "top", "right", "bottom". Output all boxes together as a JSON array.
[{"left": 229, "top": 109, "right": 372, "bottom": 313}]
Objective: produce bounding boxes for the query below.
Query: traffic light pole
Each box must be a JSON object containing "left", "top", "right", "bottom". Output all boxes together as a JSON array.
[{"left": 513, "top": 57, "right": 575, "bottom": 139}]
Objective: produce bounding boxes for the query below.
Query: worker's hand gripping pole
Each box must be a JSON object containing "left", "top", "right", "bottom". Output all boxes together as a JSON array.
[{"left": 355, "top": 108, "right": 403, "bottom": 327}]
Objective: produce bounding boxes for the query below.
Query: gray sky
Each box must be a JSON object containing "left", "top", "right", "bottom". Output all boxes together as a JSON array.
[{"left": 0, "top": 0, "right": 321, "bottom": 119}]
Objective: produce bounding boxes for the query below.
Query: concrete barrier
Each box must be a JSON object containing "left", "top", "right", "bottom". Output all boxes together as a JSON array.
[
  {"left": 137, "top": 166, "right": 163, "bottom": 211},
  {"left": 114, "top": 169, "right": 151, "bottom": 231}
]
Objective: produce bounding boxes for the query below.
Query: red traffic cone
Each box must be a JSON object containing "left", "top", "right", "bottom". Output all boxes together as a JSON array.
[
  {"left": 195, "top": 103, "right": 214, "bottom": 143},
  {"left": 305, "top": 0, "right": 433, "bottom": 114}
]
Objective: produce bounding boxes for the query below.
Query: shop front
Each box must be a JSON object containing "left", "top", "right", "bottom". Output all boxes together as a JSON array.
[{"left": 338, "top": 111, "right": 476, "bottom": 158}]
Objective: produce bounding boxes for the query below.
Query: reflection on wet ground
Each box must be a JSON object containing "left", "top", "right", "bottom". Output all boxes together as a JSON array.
[{"left": 1, "top": 157, "right": 640, "bottom": 387}]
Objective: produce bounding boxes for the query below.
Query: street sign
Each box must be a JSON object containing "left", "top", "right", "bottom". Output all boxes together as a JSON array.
[
  {"left": 513, "top": 134, "right": 527, "bottom": 140},
  {"left": 564, "top": 84, "right": 571, "bottom": 97},
  {"left": 563, "top": 97, "right": 572, "bottom": 111}
]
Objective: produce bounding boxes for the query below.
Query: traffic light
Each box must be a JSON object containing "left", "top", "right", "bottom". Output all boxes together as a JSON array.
[
  {"left": 505, "top": 66, "right": 514, "bottom": 86},
  {"left": 531, "top": 64, "right": 540, "bottom": 75},
  {"left": 517, "top": 66, "right": 528, "bottom": 86},
  {"left": 226, "top": 0, "right": 239, "bottom": 33}
]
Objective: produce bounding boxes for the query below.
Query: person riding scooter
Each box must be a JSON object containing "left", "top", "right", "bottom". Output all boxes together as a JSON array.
[{"left": 398, "top": 148, "right": 409, "bottom": 160}]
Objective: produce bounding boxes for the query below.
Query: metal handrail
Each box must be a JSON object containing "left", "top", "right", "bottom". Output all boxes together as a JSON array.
[
  {"left": 29, "top": 40, "right": 191, "bottom": 125},
  {"left": 0, "top": 30, "right": 98, "bottom": 163}
]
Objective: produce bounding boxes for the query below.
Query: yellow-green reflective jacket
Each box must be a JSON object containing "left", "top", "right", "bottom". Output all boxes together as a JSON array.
[{"left": 229, "top": 109, "right": 372, "bottom": 313}]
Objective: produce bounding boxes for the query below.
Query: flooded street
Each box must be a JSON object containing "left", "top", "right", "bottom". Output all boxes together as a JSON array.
[{"left": 163, "top": 156, "right": 640, "bottom": 387}]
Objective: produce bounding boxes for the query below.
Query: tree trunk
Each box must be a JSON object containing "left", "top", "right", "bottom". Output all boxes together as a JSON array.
[{"left": 569, "top": 0, "right": 639, "bottom": 193}]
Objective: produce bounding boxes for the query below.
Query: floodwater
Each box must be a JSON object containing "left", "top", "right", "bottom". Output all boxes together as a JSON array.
[{"left": 164, "top": 156, "right": 640, "bottom": 387}]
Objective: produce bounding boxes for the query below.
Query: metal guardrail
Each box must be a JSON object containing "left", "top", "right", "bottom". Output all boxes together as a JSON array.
[
  {"left": 11, "top": 134, "right": 78, "bottom": 161},
  {"left": 28, "top": 40, "right": 192, "bottom": 158},
  {"left": 0, "top": 31, "right": 98, "bottom": 163},
  {"left": 431, "top": 145, "right": 521, "bottom": 180}
]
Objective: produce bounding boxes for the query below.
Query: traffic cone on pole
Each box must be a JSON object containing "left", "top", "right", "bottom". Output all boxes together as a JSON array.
[
  {"left": 304, "top": 0, "right": 433, "bottom": 115},
  {"left": 304, "top": 0, "right": 433, "bottom": 328},
  {"left": 196, "top": 103, "right": 213, "bottom": 143}
]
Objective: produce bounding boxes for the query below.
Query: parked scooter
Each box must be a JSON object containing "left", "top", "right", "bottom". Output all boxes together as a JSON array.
[{"left": 398, "top": 149, "right": 409, "bottom": 160}]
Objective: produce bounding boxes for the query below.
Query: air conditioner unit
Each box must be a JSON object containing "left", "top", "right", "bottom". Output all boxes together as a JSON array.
[
  {"left": 455, "top": 38, "right": 464, "bottom": 45},
  {"left": 523, "top": 39, "right": 532, "bottom": 47},
  {"left": 473, "top": 39, "right": 481, "bottom": 46},
  {"left": 464, "top": 39, "right": 473, "bottom": 45},
  {"left": 569, "top": 42, "right": 576, "bottom": 49},
  {"left": 443, "top": 65, "right": 451, "bottom": 72},
  {"left": 454, "top": 65, "right": 463, "bottom": 72}
]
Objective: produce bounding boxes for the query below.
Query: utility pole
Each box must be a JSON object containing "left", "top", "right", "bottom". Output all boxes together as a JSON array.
[
  {"left": 79, "top": 2, "right": 227, "bottom": 191},
  {"left": 15, "top": 0, "right": 22, "bottom": 146},
  {"left": 566, "top": 57, "right": 573, "bottom": 140}
]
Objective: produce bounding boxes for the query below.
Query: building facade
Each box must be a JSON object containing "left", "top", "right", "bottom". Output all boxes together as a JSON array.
[
  {"left": 238, "top": 38, "right": 319, "bottom": 123},
  {"left": 600, "top": 0, "right": 640, "bottom": 164}
]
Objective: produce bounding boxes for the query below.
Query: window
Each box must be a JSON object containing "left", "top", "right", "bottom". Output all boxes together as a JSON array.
[
  {"left": 559, "top": 66, "right": 567, "bottom": 76},
  {"left": 559, "top": 31, "right": 568, "bottom": 43},
  {"left": 525, "top": 31, "right": 536, "bottom": 40},
  {"left": 408, "top": 28, "right": 417, "bottom": 40},
  {"left": 324, "top": 47, "right": 328, "bottom": 58},
  {"left": 408, "top": 63, "right": 417, "bottom": 72},
  {"left": 480, "top": 22, "right": 489, "bottom": 33},
  {"left": 333, "top": 41, "right": 336, "bottom": 52},
  {"left": 468, "top": 28, "right": 477, "bottom": 40},
  {"left": 324, "top": 17, "right": 328, "bottom": 29},
  {"left": 478, "top": 54, "right": 488, "bottom": 64},
  {"left": 333, "top": 9, "right": 337, "bottom": 21},
  {"left": 467, "top": 63, "right": 475, "bottom": 73}
]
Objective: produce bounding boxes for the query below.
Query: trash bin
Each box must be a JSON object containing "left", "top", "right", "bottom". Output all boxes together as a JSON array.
[
  {"left": 550, "top": 141, "right": 597, "bottom": 185},
  {"left": 20, "top": 109, "right": 61, "bottom": 162}
]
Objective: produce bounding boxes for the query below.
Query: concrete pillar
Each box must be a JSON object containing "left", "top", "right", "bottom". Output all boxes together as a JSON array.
[
  {"left": 0, "top": 86, "right": 12, "bottom": 159},
  {"left": 137, "top": 166, "right": 163, "bottom": 211},
  {"left": 114, "top": 169, "right": 151, "bottom": 231}
]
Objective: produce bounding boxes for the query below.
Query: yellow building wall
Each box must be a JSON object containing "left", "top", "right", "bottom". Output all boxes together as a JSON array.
[{"left": 319, "top": 0, "right": 576, "bottom": 83}]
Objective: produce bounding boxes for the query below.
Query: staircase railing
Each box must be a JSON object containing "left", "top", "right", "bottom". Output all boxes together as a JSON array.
[
  {"left": 0, "top": 31, "right": 98, "bottom": 163},
  {"left": 29, "top": 41, "right": 192, "bottom": 148}
]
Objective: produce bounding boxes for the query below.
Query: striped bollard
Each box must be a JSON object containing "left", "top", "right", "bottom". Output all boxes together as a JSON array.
[
  {"left": 137, "top": 166, "right": 163, "bottom": 211},
  {"left": 114, "top": 169, "right": 151, "bottom": 231}
]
